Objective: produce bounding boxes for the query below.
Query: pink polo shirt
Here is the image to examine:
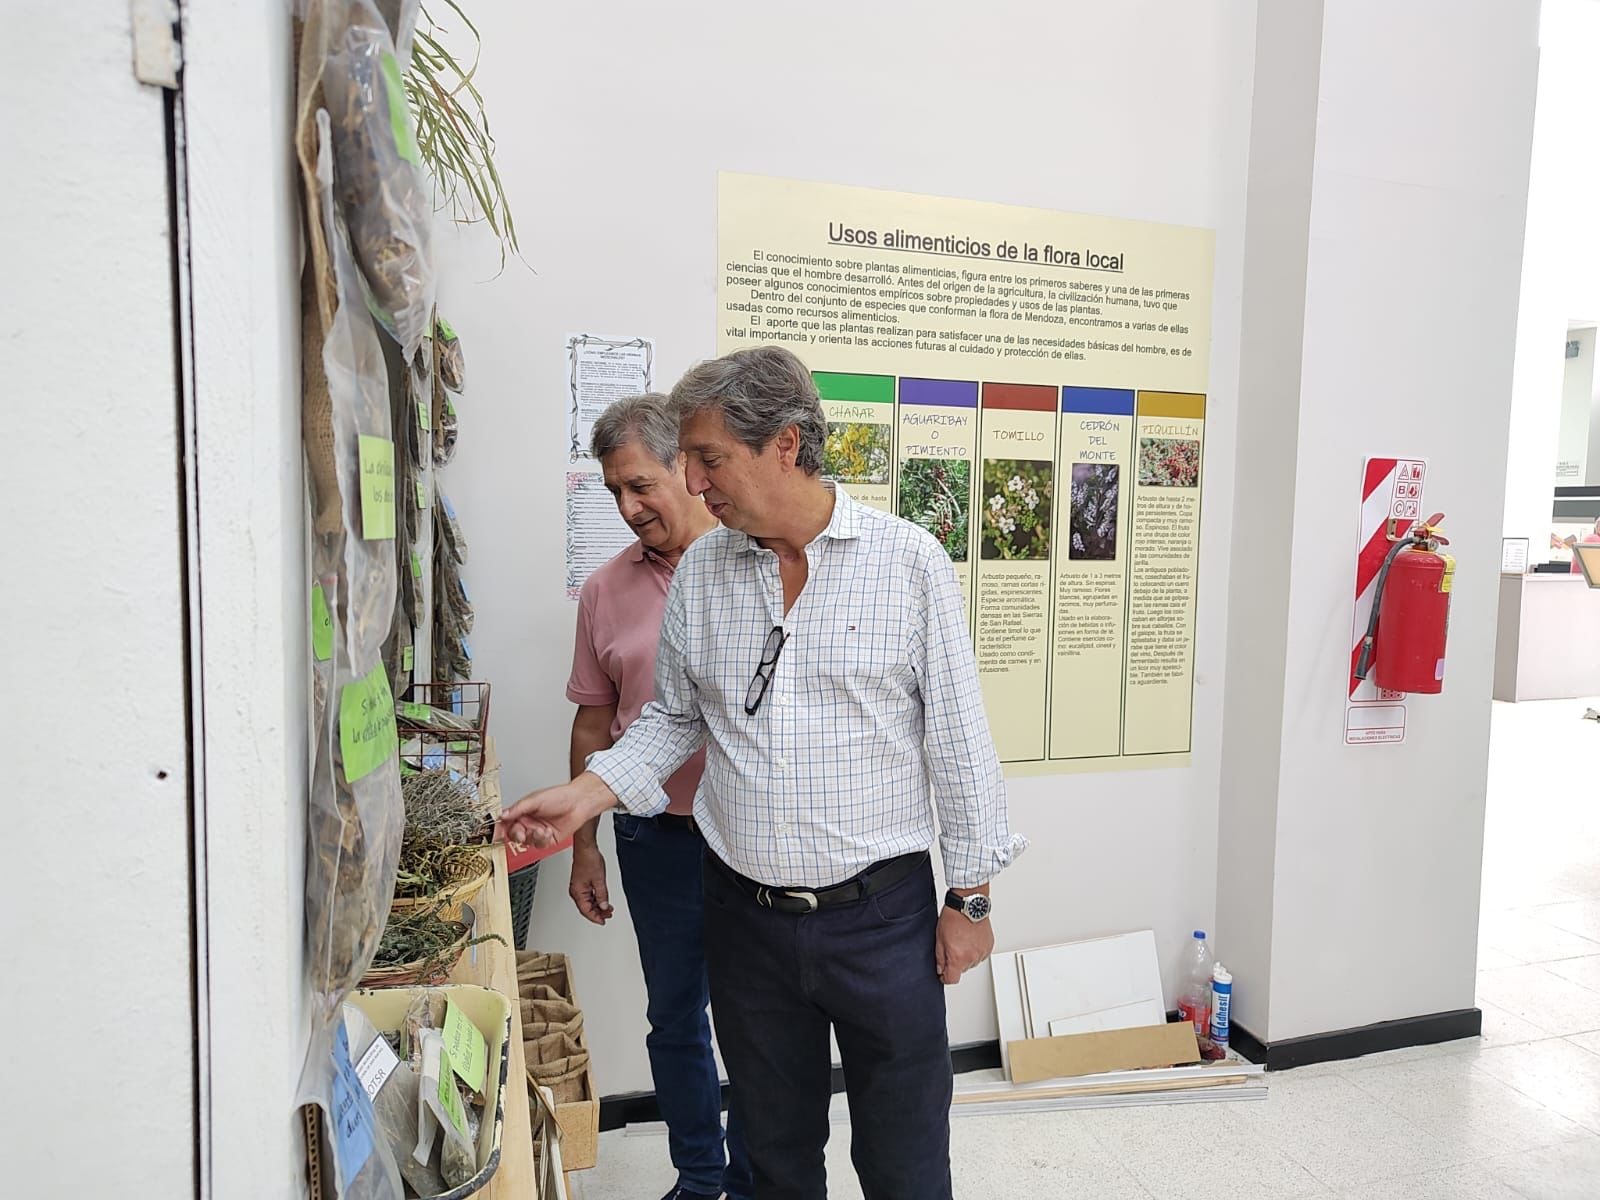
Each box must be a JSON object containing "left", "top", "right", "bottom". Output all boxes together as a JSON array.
[{"left": 567, "top": 540, "right": 703, "bottom": 815}]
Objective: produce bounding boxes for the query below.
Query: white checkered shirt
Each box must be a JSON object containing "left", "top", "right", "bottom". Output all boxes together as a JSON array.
[{"left": 587, "top": 485, "right": 1025, "bottom": 889}]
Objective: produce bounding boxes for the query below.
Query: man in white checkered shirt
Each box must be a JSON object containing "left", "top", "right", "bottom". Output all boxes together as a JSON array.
[{"left": 499, "top": 346, "right": 1026, "bottom": 1200}]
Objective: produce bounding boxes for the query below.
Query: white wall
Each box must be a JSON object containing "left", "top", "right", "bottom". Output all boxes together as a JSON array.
[
  {"left": 1505, "top": 0, "right": 1600, "bottom": 542},
  {"left": 184, "top": 3, "right": 309, "bottom": 1195},
  {"left": 2, "top": 3, "right": 196, "bottom": 1192},
  {"left": 436, "top": 0, "right": 1256, "bottom": 1095}
]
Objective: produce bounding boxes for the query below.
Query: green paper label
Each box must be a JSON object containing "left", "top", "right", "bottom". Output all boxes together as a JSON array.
[
  {"left": 311, "top": 583, "right": 333, "bottom": 662},
  {"left": 339, "top": 661, "right": 396, "bottom": 784},
  {"left": 447, "top": 740, "right": 470, "bottom": 752},
  {"left": 402, "top": 701, "right": 428, "bottom": 721},
  {"left": 399, "top": 761, "right": 417, "bottom": 776},
  {"left": 402, "top": 644, "right": 414, "bottom": 672},
  {"left": 443, "top": 1000, "right": 488, "bottom": 1093},
  {"left": 358, "top": 435, "right": 396, "bottom": 541},
  {"left": 417, "top": 395, "right": 431, "bottom": 433},
  {"left": 437, "top": 317, "right": 457, "bottom": 341},
  {"left": 379, "top": 51, "right": 421, "bottom": 167},
  {"left": 437, "top": 1050, "right": 470, "bottom": 1137},
  {"left": 446, "top": 397, "right": 456, "bottom": 417},
  {"left": 410, "top": 551, "right": 422, "bottom": 578},
  {"left": 415, "top": 479, "right": 427, "bottom": 509}
]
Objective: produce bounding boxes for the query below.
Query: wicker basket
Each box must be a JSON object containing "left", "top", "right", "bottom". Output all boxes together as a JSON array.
[
  {"left": 359, "top": 905, "right": 474, "bottom": 989},
  {"left": 389, "top": 849, "right": 493, "bottom": 921}
]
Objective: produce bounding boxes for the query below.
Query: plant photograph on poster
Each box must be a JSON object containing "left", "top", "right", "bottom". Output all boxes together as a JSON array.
[
  {"left": 823, "top": 421, "right": 891, "bottom": 485},
  {"left": 1137, "top": 437, "right": 1200, "bottom": 487},
  {"left": 1069, "top": 463, "right": 1119, "bottom": 561},
  {"left": 899, "top": 458, "right": 971, "bottom": 561},
  {"left": 980, "top": 458, "right": 1053, "bottom": 560}
]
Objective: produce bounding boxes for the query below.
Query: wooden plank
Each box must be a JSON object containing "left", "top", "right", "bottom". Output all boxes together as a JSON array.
[
  {"left": 953, "top": 1073, "right": 1249, "bottom": 1106},
  {"left": 451, "top": 837, "right": 538, "bottom": 1197}
]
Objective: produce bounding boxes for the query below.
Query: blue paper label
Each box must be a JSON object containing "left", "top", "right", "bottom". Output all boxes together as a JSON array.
[
  {"left": 423, "top": 747, "right": 445, "bottom": 770},
  {"left": 330, "top": 1023, "right": 375, "bottom": 1184}
]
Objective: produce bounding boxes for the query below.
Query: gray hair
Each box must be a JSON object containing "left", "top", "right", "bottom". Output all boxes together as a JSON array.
[
  {"left": 589, "top": 392, "right": 682, "bottom": 468},
  {"left": 669, "top": 346, "right": 827, "bottom": 474}
]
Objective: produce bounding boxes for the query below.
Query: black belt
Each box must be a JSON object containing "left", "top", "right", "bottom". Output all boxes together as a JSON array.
[
  {"left": 714, "top": 851, "right": 927, "bottom": 914},
  {"left": 653, "top": 812, "right": 700, "bottom": 835}
]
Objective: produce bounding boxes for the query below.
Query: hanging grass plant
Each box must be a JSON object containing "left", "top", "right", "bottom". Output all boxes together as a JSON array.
[{"left": 406, "top": 1, "right": 521, "bottom": 267}]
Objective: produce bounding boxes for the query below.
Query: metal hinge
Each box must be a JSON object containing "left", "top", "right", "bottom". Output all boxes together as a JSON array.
[{"left": 130, "top": 0, "right": 181, "bottom": 89}]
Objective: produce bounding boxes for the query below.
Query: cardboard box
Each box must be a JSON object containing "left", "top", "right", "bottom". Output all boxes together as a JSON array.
[
  {"left": 518, "top": 951, "right": 599, "bottom": 1171},
  {"left": 1007, "top": 1021, "right": 1200, "bottom": 1084}
]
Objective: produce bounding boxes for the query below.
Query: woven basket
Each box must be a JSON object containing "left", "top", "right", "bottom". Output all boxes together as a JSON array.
[
  {"left": 389, "top": 850, "right": 493, "bottom": 921},
  {"left": 359, "top": 917, "right": 470, "bottom": 989}
]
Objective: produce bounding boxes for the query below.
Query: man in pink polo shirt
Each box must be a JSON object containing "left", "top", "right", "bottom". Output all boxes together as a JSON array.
[{"left": 567, "top": 393, "right": 749, "bottom": 1200}]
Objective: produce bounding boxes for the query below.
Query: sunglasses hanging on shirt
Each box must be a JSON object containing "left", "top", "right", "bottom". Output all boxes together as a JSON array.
[{"left": 744, "top": 625, "right": 790, "bottom": 715}]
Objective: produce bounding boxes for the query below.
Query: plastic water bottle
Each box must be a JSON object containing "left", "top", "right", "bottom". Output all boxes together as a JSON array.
[
  {"left": 1176, "top": 930, "right": 1214, "bottom": 1040},
  {"left": 1210, "top": 964, "right": 1233, "bottom": 1058}
]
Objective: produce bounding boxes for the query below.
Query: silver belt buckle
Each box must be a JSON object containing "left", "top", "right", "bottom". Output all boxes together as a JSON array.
[{"left": 755, "top": 886, "right": 819, "bottom": 912}]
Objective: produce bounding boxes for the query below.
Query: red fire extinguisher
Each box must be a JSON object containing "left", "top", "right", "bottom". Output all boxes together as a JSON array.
[{"left": 1354, "top": 513, "right": 1455, "bottom": 695}]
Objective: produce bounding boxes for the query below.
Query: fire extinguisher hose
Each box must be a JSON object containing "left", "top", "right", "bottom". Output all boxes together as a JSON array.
[{"left": 1354, "top": 538, "right": 1412, "bottom": 682}]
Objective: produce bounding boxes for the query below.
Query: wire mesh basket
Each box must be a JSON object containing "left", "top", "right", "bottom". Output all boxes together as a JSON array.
[{"left": 398, "top": 680, "right": 491, "bottom": 779}]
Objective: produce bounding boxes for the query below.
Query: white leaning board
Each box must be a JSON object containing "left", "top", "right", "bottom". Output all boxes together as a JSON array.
[
  {"left": 1019, "top": 930, "right": 1165, "bottom": 1040},
  {"left": 992, "top": 930, "right": 1167, "bottom": 1079}
]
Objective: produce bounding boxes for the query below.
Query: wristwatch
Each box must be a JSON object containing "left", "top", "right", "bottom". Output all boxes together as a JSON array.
[{"left": 944, "top": 890, "right": 992, "bottom": 923}]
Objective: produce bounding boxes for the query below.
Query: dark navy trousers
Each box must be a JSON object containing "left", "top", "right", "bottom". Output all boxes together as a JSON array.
[
  {"left": 614, "top": 813, "right": 754, "bottom": 1199},
  {"left": 702, "top": 852, "right": 954, "bottom": 1200}
]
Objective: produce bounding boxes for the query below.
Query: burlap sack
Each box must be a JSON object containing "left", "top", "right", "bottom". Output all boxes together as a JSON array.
[
  {"left": 522, "top": 1013, "right": 584, "bottom": 1042},
  {"left": 294, "top": 5, "right": 342, "bottom": 537},
  {"left": 520, "top": 995, "right": 582, "bottom": 1039},
  {"left": 528, "top": 1052, "right": 590, "bottom": 1105},
  {"left": 516, "top": 952, "right": 571, "bottom": 989},
  {"left": 524, "top": 1031, "right": 584, "bottom": 1066}
]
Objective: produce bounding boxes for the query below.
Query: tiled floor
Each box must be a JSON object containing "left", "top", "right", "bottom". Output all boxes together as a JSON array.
[{"left": 570, "top": 698, "right": 1600, "bottom": 1199}]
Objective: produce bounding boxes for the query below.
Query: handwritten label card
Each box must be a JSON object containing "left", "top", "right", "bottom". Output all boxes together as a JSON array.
[
  {"left": 339, "top": 661, "right": 397, "bottom": 783},
  {"left": 330, "top": 1024, "right": 376, "bottom": 1183},
  {"left": 443, "top": 999, "right": 489, "bottom": 1094},
  {"left": 311, "top": 582, "right": 333, "bottom": 662},
  {"left": 358, "top": 435, "right": 396, "bottom": 541},
  {"left": 436, "top": 1046, "right": 470, "bottom": 1139}
]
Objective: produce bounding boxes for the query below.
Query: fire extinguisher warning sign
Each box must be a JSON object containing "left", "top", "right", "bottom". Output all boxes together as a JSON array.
[{"left": 1346, "top": 457, "right": 1427, "bottom": 745}]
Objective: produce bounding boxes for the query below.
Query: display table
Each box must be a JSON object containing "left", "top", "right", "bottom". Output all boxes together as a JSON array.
[
  {"left": 448, "top": 842, "right": 539, "bottom": 1197},
  {"left": 446, "top": 739, "right": 546, "bottom": 1196},
  {"left": 1494, "top": 572, "right": 1600, "bottom": 700}
]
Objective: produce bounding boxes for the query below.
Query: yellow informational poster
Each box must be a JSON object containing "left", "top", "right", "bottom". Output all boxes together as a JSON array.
[{"left": 717, "top": 173, "right": 1213, "bottom": 773}]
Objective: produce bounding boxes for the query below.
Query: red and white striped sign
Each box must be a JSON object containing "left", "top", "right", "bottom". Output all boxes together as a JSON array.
[{"left": 1345, "top": 456, "right": 1426, "bottom": 744}]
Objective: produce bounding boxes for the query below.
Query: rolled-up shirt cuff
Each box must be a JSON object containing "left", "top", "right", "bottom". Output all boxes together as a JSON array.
[
  {"left": 586, "top": 747, "right": 671, "bottom": 818},
  {"left": 940, "top": 832, "right": 1029, "bottom": 889}
]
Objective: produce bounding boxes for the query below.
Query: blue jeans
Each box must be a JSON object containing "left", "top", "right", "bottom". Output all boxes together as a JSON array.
[
  {"left": 614, "top": 812, "right": 753, "bottom": 1199},
  {"left": 703, "top": 852, "right": 953, "bottom": 1200}
]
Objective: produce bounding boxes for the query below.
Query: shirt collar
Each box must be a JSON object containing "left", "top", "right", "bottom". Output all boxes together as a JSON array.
[
  {"left": 629, "top": 539, "right": 678, "bottom": 570},
  {"left": 740, "top": 482, "right": 861, "bottom": 553}
]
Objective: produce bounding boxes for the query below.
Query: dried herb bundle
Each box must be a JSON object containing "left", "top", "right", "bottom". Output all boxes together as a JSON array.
[
  {"left": 406, "top": 2, "right": 520, "bottom": 267},
  {"left": 372, "top": 905, "right": 468, "bottom": 968},
  {"left": 395, "top": 843, "right": 487, "bottom": 899},
  {"left": 370, "top": 904, "right": 504, "bottom": 980},
  {"left": 402, "top": 767, "right": 490, "bottom": 844},
  {"left": 324, "top": 0, "right": 435, "bottom": 355}
]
